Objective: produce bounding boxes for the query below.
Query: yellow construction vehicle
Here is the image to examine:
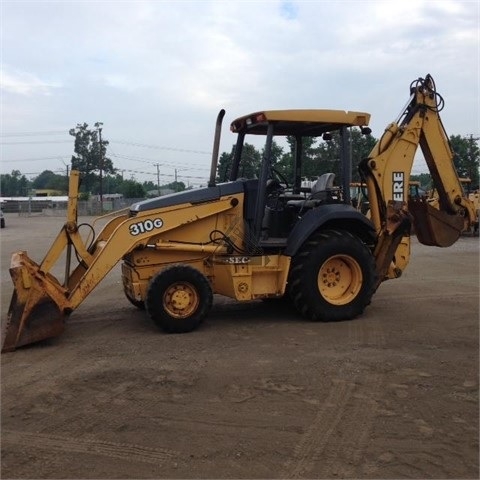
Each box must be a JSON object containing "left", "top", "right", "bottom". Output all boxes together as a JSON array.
[
  {"left": 427, "top": 177, "right": 479, "bottom": 235},
  {"left": 2, "top": 74, "right": 476, "bottom": 352},
  {"left": 466, "top": 189, "right": 479, "bottom": 234}
]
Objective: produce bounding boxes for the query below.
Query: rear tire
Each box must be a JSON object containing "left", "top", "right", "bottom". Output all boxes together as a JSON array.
[
  {"left": 288, "top": 229, "right": 377, "bottom": 321},
  {"left": 146, "top": 265, "right": 213, "bottom": 333}
]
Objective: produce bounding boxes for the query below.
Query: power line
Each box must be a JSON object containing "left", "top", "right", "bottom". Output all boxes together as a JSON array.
[
  {"left": 110, "top": 139, "right": 211, "bottom": 155},
  {"left": 0, "top": 133, "right": 211, "bottom": 154},
  {"left": 0, "top": 140, "right": 72, "bottom": 145},
  {"left": 109, "top": 153, "right": 210, "bottom": 171},
  {"left": 1, "top": 155, "right": 71, "bottom": 163},
  {"left": 0, "top": 137, "right": 213, "bottom": 155},
  {"left": 0, "top": 130, "right": 68, "bottom": 137}
]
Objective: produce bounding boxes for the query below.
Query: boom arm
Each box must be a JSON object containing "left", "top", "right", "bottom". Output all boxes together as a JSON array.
[
  {"left": 360, "top": 74, "right": 476, "bottom": 283},
  {"left": 2, "top": 171, "right": 237, "bottom": 352}
]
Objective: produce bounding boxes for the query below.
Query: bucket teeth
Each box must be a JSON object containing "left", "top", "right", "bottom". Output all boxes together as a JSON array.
[{"left": 2, "top": 252, "right": 68, "bottom": 353}]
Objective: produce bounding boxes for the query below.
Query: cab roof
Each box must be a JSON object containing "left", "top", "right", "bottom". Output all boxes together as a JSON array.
[{"left": 230, "top": 109, "right": 371, "bottom": 136}]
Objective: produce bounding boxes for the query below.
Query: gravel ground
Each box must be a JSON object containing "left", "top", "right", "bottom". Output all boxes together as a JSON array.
[{"left": 1, "top": 213, "right": 478, "bottom": 479}]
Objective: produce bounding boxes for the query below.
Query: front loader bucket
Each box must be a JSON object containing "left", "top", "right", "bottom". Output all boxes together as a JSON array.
[
  {"left": 2, "top": 252, "right": 68, "bottom": 353},
  {"left": 409, "top": 197, "right": 464, "bottom": 247}
]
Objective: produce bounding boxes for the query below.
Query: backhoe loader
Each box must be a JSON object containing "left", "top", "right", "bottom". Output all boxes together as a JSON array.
[{"left": 2, "top": 74, "right": 476, "bottom": 352}]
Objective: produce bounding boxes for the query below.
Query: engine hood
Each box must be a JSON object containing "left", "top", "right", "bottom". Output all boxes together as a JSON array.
[{"left": 129, "top": 181, "right": 245, "bottom": 215}]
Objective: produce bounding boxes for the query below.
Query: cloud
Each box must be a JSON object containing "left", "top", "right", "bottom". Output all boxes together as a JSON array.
[
  {"left": 1, "top": 66, "right": 62, "bottom": 96},
  {"left": 1, "top": 0, "right": 478, "bottom": 181}
]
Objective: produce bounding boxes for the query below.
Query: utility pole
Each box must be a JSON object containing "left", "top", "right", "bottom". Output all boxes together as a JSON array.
[
  {"left": 98, "top": 125, "right": 103, "bottom": 211},
  {"left": 61, "top": 160, "right": 69, "bottom": 191},
  {"left": 61, "top": 161, "right": 69, "bottom": 178},
  {"left": 66, "top": 164, "right": 70, "bottom": 195},
  {"left": 156, "top": 163, "right": 160, "bottom": 196}
]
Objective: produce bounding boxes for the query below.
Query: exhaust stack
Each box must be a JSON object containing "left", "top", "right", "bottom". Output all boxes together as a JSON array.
[{"left": 208, "top": 109, "right": 226, "bottom": 187}]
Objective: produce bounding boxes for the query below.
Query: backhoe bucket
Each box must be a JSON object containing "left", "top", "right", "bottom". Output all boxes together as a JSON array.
[
  {"left": 409, "top": 197, "right": 464, "bottom": 247},
  {"left": 2, "top": 252, "right": 67, "bottom": 353}
]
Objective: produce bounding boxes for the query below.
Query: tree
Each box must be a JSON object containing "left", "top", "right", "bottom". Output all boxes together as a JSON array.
[
  {"left": 164, "top": 181, "right": 186, "bottom": 192},
  {"left": 310, "top": 129, "right": 377, "bottom": 183},
  {"left": 69, "top": 122, "right": 115, "bottom": 194},
  {"left": 217, "top": 130, "right": 377, "bottom": 186},
  {"left": 31, "top": 170, "right": 55, "bottom": 189},
  {"left": 102, "top": 174, "right": 124, "bottom": 195},
  {"left": 31, "top": 170, "right": 68, "bottom": 192},
  {"left": 410, "top": 173, "right": 433, "bottom": 190},
  {"left": 315, "top": 136, "right": 343, "bottom": 179},
  {"left": 216, "top": 143, "right": 262, "bottom": 181},
  {"left": 263, "top": 140, "right": 284, "bottom": 166},
  {"left": 118, "top": 179, "right": 145, "bottom": 198},
  {"left": 142, "top": 180, "right": 158, "bottom": 192},
  {"left": 0, "top": 170, "right": 30, "bottom": 196},
  {"left": 239, "top": 143, "right": 262, "bottom": 178},
  {"left": 274, "top": 136, "right": 318, "bottom": 182},
  {"left": 350, "top": 130, "right": 378, "bottom": 182},
  {"left": 217, "top": 149, "right": 234, "bottom": 183},
  {"left": 450, "top": 134, "right": 479, "bottom": 188}
]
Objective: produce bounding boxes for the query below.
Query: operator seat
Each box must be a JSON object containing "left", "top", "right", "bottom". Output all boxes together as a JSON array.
[
  {"left": 287, "top": 173, "right": 336, "bottom": 209},
  {"left": 311, "top": 173, "right": 335, "bottom": 194}
]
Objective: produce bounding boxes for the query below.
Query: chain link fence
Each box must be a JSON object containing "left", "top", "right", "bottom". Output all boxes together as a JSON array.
[{"left": 3, "top": 198, "right": 146, "bottom": 217}]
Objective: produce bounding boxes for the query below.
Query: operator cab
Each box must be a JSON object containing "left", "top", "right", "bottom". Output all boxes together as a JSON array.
[{"left": 224, "top": 109, "right": 373, "bottom": 247}]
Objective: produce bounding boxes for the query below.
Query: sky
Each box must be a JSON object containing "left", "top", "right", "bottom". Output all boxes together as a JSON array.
[{"left": 1, "top": 0, "right": 479, "bottom": 187}]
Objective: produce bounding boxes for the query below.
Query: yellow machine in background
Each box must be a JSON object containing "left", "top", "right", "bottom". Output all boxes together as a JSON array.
[
  {"left": 466, "top": 188, "right": 479, "bottom": 234},
  {"left": 2, "top": 74, "right": 476, "bottom": 352},
  {"left": 427, "top": 178, "right": 479, "bottom": 235}
]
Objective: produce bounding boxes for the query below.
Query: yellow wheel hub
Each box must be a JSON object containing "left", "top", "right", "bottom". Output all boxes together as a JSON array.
[
  {"left": 318, "top": 255, "right": 363, "bottom": 305},
  {"left": 163, "top": 282, "right": 199, "bottom": 318}
]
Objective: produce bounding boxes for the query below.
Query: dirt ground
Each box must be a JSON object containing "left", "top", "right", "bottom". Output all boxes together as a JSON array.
[{"left": 0, "top": 213, "right": 478, "bottom": 479}]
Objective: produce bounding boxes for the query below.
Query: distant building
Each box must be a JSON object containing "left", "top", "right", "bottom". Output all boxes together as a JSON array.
[
  {"left": 91, "top": 193, "right": 124, "bottom": 201},
  {"left": 34, "top": 189, "right": 64, "bottom": 197},
  {"left": 146, "top": 188, "right": 175, "bottom": 197}
]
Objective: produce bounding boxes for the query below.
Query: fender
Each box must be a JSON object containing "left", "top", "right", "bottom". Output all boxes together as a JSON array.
[{"left": 285, "top": 203, "right": 376, "bottom": 256}]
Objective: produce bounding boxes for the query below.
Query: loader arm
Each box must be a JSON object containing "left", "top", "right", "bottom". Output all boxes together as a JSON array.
[
  {"left": 2, "top": 172, "right": 237, "bottom": 352},
  {"left": 66, "top": 197, "right": 236, "bottom": 309},
  {"left": 360, "top": 74, "right": 476, "bottom": 284}
]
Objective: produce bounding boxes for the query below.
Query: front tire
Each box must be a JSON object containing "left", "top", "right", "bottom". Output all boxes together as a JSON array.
[
  {"left": 146, "top": 265, "right": 213, "bottom": 333},
  {"left": 288, "top": 229, "right": 377, "bottom": 322}
]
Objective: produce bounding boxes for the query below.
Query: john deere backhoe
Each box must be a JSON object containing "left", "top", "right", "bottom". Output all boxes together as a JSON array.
[{"left": 2, "top": 74, "right": 476, "bottom": 352}]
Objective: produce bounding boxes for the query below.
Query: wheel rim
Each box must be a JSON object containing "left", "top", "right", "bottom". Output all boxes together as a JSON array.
[
  {"left": 163, "top": 282, "right": 199, "bottom": 318},
  {"left": 318, "top": 254, "right": 363, "bottom": 305}
]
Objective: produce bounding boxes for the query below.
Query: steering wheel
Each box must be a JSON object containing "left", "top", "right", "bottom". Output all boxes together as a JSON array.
[
  {"left": 271, "top": 167, "right": 290, "bottom": 189},
  {"left": 265, "top": 168, "right": 290, "bottom": 210}
]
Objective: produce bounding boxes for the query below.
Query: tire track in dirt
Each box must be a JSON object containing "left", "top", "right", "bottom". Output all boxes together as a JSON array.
[
  {"left": 2, "top": 430, "right": 179, "bottom": 466},
  {"left": 380, "top": 292, "right": 476, "bottom": 300},
  {"left": 331, "top": 320, "right": 384, "bottom": 477},
  {"left": 1, "top": 347, "right": 85, "bottom": 411},
  {"left": 282, "top": 320, "right": 385, "bottom": 478},
  {"left": 323, "top": 373, "right": 382, "bottom": 478},
  {"left": 282, "top": 378, "right": 355, "bottom": 478}
]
